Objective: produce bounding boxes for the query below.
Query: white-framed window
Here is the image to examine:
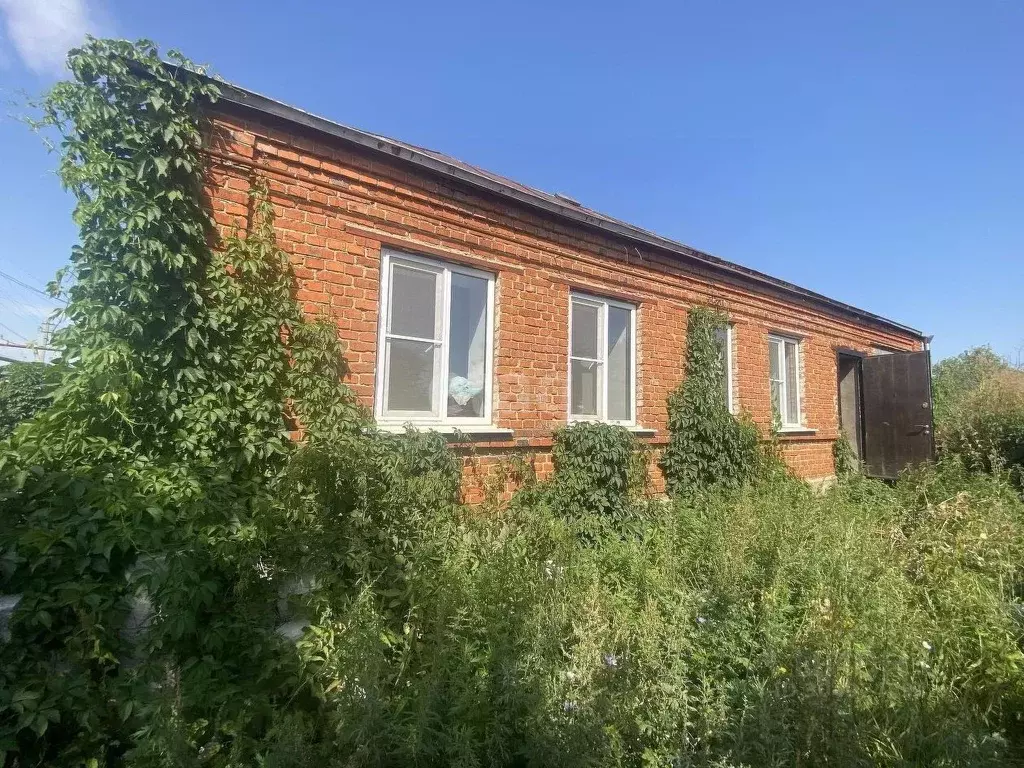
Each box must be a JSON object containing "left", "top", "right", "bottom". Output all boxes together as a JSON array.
[
  {"left": 568, "top": 293, "right": 636, "bottom": 424},
  {"left": 715, "top": 324, "right": 735, "bottom": 413},
  {"left": 375, "top": 249, "right": 494, "bottom": 425},
  {"left": 768, "top": 334, "right": 802, "bottom": 428}
]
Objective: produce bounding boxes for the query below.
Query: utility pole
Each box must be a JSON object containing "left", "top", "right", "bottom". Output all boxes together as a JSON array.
[{"left": 38, "top": 317, "right": 54, "bottom": 364}]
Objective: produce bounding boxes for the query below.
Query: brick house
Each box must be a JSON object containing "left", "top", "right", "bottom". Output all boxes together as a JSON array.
[{"left": 200, "top": 79, "right": 933, "bottom": 499}]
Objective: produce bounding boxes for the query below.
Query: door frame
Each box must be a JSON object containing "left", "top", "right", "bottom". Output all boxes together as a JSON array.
[{"left": 835, "top": 348, "right": 867, "bottom": 465}]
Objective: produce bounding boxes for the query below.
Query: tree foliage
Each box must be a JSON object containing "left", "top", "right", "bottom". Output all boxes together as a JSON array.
[
  {"left": 932, "top": 345, "right": 1008, "bottom": 427},
  {"left": 0, "top": 362, "right": 62, "bottom": 439},
  {"left": 933, "top": 347, "right": 1024, "bottom": 483}
]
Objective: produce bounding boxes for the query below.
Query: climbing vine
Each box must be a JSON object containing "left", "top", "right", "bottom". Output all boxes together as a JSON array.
[
  {"left": 550, "top": 422, "right": 649, "bottom": 536},
  {"left": 833, "top": 436, "right": 859, "bottom": 479},
  {"left": 659, "top": 306, "right": 761, "bottom": 495},
  {"left": 0, "top": 39, "right": 364, "bottom": 765}
]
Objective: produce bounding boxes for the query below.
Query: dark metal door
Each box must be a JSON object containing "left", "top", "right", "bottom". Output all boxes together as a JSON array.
[{"left": 861, "top": 351, "right": 935, "bottom": 479}]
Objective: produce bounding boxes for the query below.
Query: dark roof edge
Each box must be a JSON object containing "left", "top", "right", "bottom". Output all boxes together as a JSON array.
[{"left": 206, "top": 76, "right": 924, "bottom": 339}]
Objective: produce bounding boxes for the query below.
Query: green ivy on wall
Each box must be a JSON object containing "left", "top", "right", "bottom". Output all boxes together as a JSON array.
[
  {"left": 659, "top": 306, "right": 761, "bottom": 495},
  {"left": 0, "top": 39, "right": 363, "bottom": 765}
]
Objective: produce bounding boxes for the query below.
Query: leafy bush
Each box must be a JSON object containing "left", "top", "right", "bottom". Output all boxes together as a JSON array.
[
  {"left": 934, "top": 347, "right": 1024, "bottom": 483},
  {"left": 0, "top": 362, "right": 62, "bottom": 438},
  {"left": 550, "top": 422, "right": 648, "bottom": 534},
  {"left": 279, "top": 427, "right": 463, "bottom": 614},
  {"left": 933, "top": 346, "right": 1007, "bottom": 426},
  {"left": 660, "top": 306, "right": 762, "bottom": 496}
]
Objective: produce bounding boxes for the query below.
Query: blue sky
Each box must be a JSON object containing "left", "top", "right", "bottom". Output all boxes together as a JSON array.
[{"left": 1, "top": 0, "right": 1021, "bottom": 363}]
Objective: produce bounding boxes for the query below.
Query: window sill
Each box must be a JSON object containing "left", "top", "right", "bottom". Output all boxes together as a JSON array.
[
  {"left": 372, "top": 423, "right": 515, "bottom": 442},
  {"left": 565, "top": 422, "right": 657, "bottom": 437},
  {"left": 776, "top": 426, "right": 817, "bottom": 436}
]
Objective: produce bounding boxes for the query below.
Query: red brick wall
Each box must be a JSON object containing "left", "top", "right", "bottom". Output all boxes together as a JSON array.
[{"left": 202, "top": 106, "right": 922, "bottom": 501}]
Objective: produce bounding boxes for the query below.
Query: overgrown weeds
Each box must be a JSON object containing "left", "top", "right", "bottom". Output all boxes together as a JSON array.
[
  {"left": 262, "top": 455, "right": 1024, "bottom": 767},
  {"left": 2, "top": 38, "right": 1023, "bottom": 768},
  {"left": 939, "top": 365, "right": 1024, "bottom": 483}
]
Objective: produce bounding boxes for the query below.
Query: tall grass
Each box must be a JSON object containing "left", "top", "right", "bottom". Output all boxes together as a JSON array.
[
  {"left": 933, "top": 346, "right": 1024, "bottom": 483},
  {"left": 251, "top": 448, "right": 1024, "bottom": 767},
  {"left": 940, "top": 369, "right": 1024, "bottom": 482}
]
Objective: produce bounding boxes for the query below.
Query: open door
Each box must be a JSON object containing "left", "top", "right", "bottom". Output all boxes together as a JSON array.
[
  {"left": 836, "top": 353, "right": 864, "bottom": 467},
  {"left": 861, "top": 350, "right": 935, "bottom": 479}
]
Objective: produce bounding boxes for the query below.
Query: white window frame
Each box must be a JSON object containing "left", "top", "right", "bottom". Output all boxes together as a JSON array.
[
  {"left": 768, "top": 333, "right": 802, "bottom": 428},
  {"left": 716, "top": 324, "right": 736, "bottom": 414},
  {"left": 375, "top": 248, "right": 495, "bottom": 426},
  {"left": 567, "top": 292, "right": 637, "bottom": 426}
]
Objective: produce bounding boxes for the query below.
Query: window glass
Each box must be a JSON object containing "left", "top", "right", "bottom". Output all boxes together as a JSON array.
[
  {"left": 607, "top": 306, "right": 632, "bottom": 421},
  {"left": 571, "top": 301, "right": 601, "bottom": 359},
  {"left": 570, "top": 359, "right": 601, "bottom": 417},
  {"left": 447, "top": 273, "right": 488, "bottom": 418},
  {"left": 386, "top": 338, "right": 437, "bottom": 413},
  {"left": 769, "top": 337, "right": 783, "bottom": 419},
  {"left": 784, "top": 340, "right": 800, "bottom": 425},
  {"left": 715, "top": 325, "right": 730, "bottom": 410},
  {"left": 768, "top": 335, "right": 801, "bottom": 427},
  {"left": 569, "top": 295, "right": 635, "bottom": 423},
  {"left": 390, "top": 264, "right": 439, "bottom": 339}
]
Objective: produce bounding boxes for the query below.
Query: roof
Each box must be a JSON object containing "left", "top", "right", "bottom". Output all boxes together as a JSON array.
[{"left": 207, "top": 76, "right": 924, "bottom": 339}]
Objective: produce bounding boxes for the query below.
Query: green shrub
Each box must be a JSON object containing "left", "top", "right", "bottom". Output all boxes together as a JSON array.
[
  {"left": 279, "top": 427, "right": 463, "bottom": 617},
  {"left": 550, "top": 422, "right": 648, "bottom": 534},
  {"left": 660, "top": 306, "right": 761, "bottom": 496},
  {"left": 934, "top": 348, "right": 1024, "bottom": 483},
  {"left": 0, "top": 362, "right": 62, "bottom": 438},
  {"left": 933, "top": 346, "right": 1007, "bottom": 426}
]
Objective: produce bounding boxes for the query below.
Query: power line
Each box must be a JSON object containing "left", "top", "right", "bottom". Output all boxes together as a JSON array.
[
  {"left": 0, "top": 269, "right": 62, "bottom": 302},
  {"left": 0, "top": 264, "right": 49, "bottom": 288},
  {"left": 0, "top": 322, "right": 29, "bottom": 342},
  {"left": 0, "top": 292, "right": 60, "bottom": 332},
  {"left": 0, "top": 340, "right": 58, "bottom": 352}
]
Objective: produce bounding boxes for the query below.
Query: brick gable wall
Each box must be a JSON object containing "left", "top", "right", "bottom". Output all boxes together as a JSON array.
[{"left": 202, "top": 106, "right": 922, "bottom": 501}]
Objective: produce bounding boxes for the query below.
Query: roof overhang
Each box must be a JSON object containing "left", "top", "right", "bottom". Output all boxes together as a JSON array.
[{"left": 197, "top": 74, "right": 924, "bottom": 340}]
